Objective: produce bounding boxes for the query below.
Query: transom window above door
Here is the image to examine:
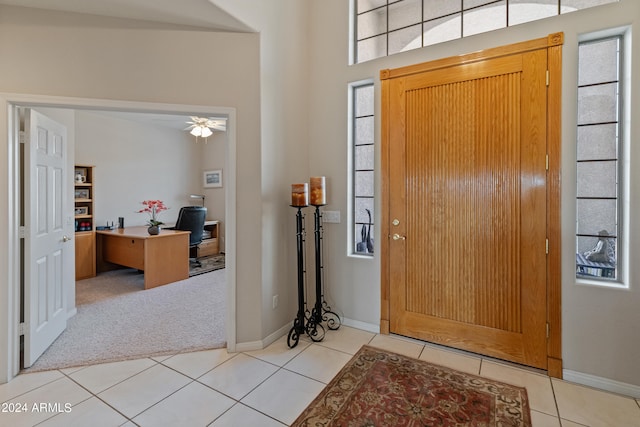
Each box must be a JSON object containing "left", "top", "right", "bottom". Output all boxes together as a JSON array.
[{"left": 353, "top": 0, "right": 619, "bottom": 64}]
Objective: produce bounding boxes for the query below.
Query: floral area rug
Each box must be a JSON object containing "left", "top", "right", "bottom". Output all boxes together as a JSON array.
[
  {"left": 292, "top": 345, "right": 532, "bottom": 427},
  {"left": 189, "top": 253, "right": 225, "bottom": 277}
]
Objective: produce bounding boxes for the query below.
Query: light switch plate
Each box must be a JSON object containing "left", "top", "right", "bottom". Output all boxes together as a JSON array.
[{"left": 323, "top": 210, "right": 340, "bottom": 223}]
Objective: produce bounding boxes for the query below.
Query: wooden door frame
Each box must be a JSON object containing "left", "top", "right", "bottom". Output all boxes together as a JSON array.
[{"left": 380, "top": 33, "right": 563, "bottom": 378}]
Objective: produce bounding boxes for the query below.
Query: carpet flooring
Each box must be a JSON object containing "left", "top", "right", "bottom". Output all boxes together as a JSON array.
[
  {"left": 25, "top": 267, "right": 227, "bottom": 372},
  {"left": 292, "top": 345, "right": 532, "bottom": 427}
]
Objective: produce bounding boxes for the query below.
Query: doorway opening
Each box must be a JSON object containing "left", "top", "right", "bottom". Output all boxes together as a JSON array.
[{"left": 1, "top": 93, "right": 237, "bottom": 383}]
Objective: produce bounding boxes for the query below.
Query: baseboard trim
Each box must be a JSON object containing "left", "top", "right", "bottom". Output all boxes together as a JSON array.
[
  {"left": 234, "top": 323, "right": 291, "bottom": 353},
  {"left": 563, "top": 369, "right": 640, "bottom": 399},
  {"left": 234, "top": 319, "right": 381, "bottom": 352},
  {"left": 341, "top": 317, "right": 380, "bottom": 334},
  {"left": 66, "top": 308, "right": 77, "bottom": 319}
]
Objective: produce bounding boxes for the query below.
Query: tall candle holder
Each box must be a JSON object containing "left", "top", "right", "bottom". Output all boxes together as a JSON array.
[
  {"left": 310, "top": 180, "right": 341, "bottom": 331},
  {"left": 287, "top": 204, "right": 325, "bottom": 348}
]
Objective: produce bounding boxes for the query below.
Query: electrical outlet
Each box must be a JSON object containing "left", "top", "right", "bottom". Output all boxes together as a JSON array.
[
  {"left": 323, "top": 210, "right": 340, "bottom": 223},
  {"left": 272, "top": 295, "right": 279, "bottom": 309}
]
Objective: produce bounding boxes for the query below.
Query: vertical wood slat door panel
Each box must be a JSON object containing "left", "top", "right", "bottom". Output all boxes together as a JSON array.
[
  {"left": 388, "top": 48, "right": 548, "bottom": 368},
  {"left": 405, "top": 72, "right": 522, "bottom": 332}
]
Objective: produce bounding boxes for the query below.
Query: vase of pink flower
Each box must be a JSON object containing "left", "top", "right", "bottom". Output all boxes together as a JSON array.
[{"left": 138, "top": 200, "right": 169, "bottom": 235}]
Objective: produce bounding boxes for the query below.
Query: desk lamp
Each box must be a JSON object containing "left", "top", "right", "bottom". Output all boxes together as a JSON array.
[{"left": 190, "top": 194, "right": 205, "bottom": 207}]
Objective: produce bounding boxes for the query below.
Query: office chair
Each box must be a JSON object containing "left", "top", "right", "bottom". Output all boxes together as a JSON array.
[{"left": 172, "top": 206, "right": 207, "bottom": 268}]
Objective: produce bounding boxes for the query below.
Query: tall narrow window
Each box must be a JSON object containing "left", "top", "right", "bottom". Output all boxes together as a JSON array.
[
  {"left": 352, "top": 83, "right": 375, "bottom": 256},
  {"left": 575, "top": 36, "right": 622, "bottom": 283}
]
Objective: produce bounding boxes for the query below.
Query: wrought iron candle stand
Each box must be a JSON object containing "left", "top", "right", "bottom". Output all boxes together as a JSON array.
[
  {"left": 287, "top": 206, "right": 325, "bottom": 348},
  {"left": 310, "top": 205, "right": 342, "bottom": 331}
]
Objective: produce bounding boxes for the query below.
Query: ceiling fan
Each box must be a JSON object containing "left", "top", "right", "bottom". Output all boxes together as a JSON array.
[{"left": 184, "top": 116, "right": 227, "bottom": 141}]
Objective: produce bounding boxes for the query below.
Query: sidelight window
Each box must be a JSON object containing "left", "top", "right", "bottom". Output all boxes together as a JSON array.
[
  {"left": 575, "top": 34, "right": 625, "bottom": 284},
  {"left": 350, "top": 82, "right": 375, "bottom": 256}
]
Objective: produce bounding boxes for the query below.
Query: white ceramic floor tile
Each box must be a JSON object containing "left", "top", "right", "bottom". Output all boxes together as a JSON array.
[
  {"left": 98, "top": 364, "right": 191, "bottom": 418},
  {"left": 133, "top": 381, "right": 234, "bottom": 427},
  {"left": 419, "top": 345, "right": 481, "bottom": 375},
  {"left": 553, "top": 379, "right": 640, "bottom": 427},
  {"left": 197, "top": 353, "right": 278, "bottom": 400},
  {"left": 241, "top": 369, "right": 325, "bottom": 425},
  {"left": 37, "top": 396, "right": 128, "bottom": 427},
  {"left": 0, "top": 370, "right": 63, "bottom": 402},
  {"left": 68, "top": 357, "right": 156, "bottom": 394},
  {"left": 161, "top": 348, "right": 236, "bottom": 379},
  {"left": 368, "top": 334, "right": 424, "bottom": 359},
  {"left": 58, "top": 366, "right": 84, "bottom": 375},
  {"left": 210, "top": 403, "right": 286, "bottom": 427},
  {"left": 313, "top": 325, "right": 375, "bottom": 355},
  {"left": 481, "top": 360, "right": 558, "bottom": 416},
  {"left": 245, "top": 335, "right": 310, "bottom": 367},
  {"left": 0, "top": 377, "right": 91, "bottom": 427},
  {"left": 531, "top": 409, "right": 561, "bottom": 427},
  {"left": 284, "top": 344, "right": 352, "bottom": 384},
  {"left": 150, "top": 354, "right": 175, "bottom": 363},
  {"left": 560, "top": 419, "right": 589, "bottom": 427}
]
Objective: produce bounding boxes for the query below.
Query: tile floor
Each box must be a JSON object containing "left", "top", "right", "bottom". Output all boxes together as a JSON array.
[{"left": 1, "top": 326, "right": 639, "bottom": 427}]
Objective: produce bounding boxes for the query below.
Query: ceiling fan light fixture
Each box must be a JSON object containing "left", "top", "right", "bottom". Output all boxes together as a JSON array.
[
  {"left": 185, "top": 116, "right": 227, "bottom": 143},
  {"left": 201, "top": 126, "right": 213, "bottom": 138},
  {"left": 190, "top": 126, "right": 202, "bottom": 137}
]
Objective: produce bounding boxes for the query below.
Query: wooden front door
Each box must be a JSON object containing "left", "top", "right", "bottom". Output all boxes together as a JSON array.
[{"left": 381, "top": 36, "right": 563, "bottom": 369}]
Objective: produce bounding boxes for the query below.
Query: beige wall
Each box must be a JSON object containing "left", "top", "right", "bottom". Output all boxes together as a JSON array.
[
  {"left": 304, "top": 0, "right": 640, "bottom": 390},
  {"left": 0, "top": 5, "right": 263, "bottom": 356},
  {"left": 215, "top": 0, "right": 312, "bottom": 339},
  {"left": 2, "top": 0, "right": 640, "bottom": 393}
]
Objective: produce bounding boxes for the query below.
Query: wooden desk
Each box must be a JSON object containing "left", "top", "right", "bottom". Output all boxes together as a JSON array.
[{"left": 96, "top": 226, "right": 190, "bottom": 289}]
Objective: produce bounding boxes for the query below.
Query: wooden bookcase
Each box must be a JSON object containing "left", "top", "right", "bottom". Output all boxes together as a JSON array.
[{"left": 74, "top": 165, "right": 96, "bottom": 279}]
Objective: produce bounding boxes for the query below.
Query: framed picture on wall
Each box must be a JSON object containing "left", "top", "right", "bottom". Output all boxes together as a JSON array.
[{"left": 203, "top": 169, "right": 223, "bottom": 188}]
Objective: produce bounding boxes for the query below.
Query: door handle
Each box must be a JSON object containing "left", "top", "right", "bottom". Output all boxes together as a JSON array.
[
  {"left": 392, "top": 233, "right": 406, "bottom": 241},
  {"left": 62, "top": 235, "right": 72, "bottom": 242}
]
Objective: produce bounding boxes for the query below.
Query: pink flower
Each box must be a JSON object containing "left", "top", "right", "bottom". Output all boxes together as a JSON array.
[{"left": 138, "top": 200, "right": 169, "bottom": 226}]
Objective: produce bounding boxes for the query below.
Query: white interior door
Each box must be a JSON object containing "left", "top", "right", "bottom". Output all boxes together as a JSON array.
[{"left": 23, "top": 109, "right": 70, "bottom": 367}]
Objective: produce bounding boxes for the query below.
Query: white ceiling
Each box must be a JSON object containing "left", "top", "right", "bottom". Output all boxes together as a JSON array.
[{"left": 0, "top": 0, "right": 253, "bottom": 32}]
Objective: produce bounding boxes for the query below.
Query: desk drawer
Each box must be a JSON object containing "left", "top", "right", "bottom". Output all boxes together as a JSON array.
[
  {"left": 103, "top": 236, "right": 145, "bottom": 270},
  {"left": 199, "top": 238, "right": 219, "bottom": 256}
]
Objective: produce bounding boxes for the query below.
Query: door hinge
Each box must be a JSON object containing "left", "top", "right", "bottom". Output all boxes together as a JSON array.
[
  {"left": 546, "top": 154, "right": 549, "bottom": 171},
  {"left": 19, "top": 322, "right": 26, "bottom": 336},
  {"left": 545, "top": 239, "right": 549, "bottom": 254},
  {"left": 546, "top": 70, "right": 550, "bottom": 86},
  {"left": 546, "top": 323, "right": 550, "bottom": 339},
  {"left": 19, "top": 131, "right": 26, "bottom": 144},
  {"left": 19, "top": 226, "right": 26, "bottom": 239}
]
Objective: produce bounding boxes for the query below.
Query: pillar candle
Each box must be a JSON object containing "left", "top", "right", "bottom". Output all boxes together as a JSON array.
[
  {"left": 291, "top": 183, "right": 309, "bottom": 206},
  {"left": 310, "top": 176, "right": 326, "bottom": 205}
]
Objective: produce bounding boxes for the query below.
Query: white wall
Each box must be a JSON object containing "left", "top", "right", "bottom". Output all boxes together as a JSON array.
[
  {"left": 0, "top": 4, "right": 263, "bottom": 359},
  {"left": 305, "top": 0, "right": 640, "bottom": 390},
  {"left": 75, "top": 111, "right": 202, "bottom": 229}
]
